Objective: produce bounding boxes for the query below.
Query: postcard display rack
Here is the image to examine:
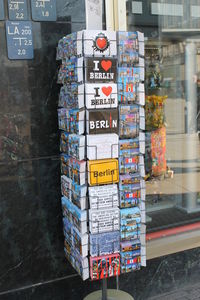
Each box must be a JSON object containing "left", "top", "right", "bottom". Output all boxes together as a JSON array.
[{"left": 56, "top": 30, "right": 146, "bottom": 283}]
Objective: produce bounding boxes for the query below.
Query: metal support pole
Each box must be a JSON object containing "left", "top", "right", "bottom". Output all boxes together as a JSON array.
[
  {"left": 102, "top": 278, "right": 107, "bottom": 300},
  {"left": 116, "top": 274, "right": 119, "bottom": 290}
]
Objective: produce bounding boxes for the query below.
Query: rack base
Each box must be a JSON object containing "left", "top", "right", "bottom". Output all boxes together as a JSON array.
[{"left": 83, "top": 289, "right": 134, "bottom": 300}]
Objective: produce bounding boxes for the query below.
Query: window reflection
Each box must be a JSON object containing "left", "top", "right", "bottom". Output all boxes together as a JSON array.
[{"left": 127, "top": 0, "right": 200, "bottom": 232}]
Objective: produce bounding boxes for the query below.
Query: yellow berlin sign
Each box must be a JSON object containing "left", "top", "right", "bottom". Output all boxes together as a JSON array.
[{"left": 88, "top": 159, "right": 119, "bottom": 186}]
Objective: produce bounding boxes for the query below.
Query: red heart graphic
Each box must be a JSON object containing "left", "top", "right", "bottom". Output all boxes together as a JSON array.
[
  {"left": 101, "top": 60, "right": 112, "bottom": 71},
  {"left": 96, "top": 38, "right": 107, "bottom": 50},
  {"left": 102, "top": 86, "right": 112, "bottom": 97}
]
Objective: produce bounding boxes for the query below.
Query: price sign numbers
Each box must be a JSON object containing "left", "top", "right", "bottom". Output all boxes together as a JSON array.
[
  {"left": 6, "top": 21, "right": 34, "bottom": 59},
  {"left": 8, "top": 0, "right": 28, "bottom": 20},
  {"left": 0, "top": 0, "right": 5, "bottom": 20},
  {"left": 31, "top": 0, "right": 57, "bottom": 21}
]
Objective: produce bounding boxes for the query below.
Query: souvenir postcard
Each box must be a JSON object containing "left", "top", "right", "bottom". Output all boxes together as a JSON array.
[
  {"left": 60, "top": 154, "right": 86, "bottom": 185},
  {"left": 61, "top": 175, "right": 72, "bottom": 200},
  {"left": 119, "top": 134, "right": 145, "bottom": 156},
  {"left": 60, "top": 132, "right": 85, "bottom": 161},
  {"left": 118, "top": 31, "right": 139, "bottom": 65},
  {"left": 69, "top": 134, "right": 85, "bottom": 160},
  {"left": 89, "top": 184, "right": 119, "bottom": 209},
  {"left": 63, "top": 216, "right": 72, "bottom": 246},
  {"left": 63, "top": 217, "right": 88, "bottom": 257},
  {"left": 62, "top": 57, "right": 83, "bottom": 84},
  {"left": 119, "top": 184, "right": 142, "bottom": 199},
  {"left": 86, "top": 108, "right": 118, "bottom": 134},
  {"left": 87, "top": 134, "right": 118, "bottom": 160},
  {"left": 118, "top": 66, "right": 144, "bottom": 82},
  {"left": 90, "top": 253, "right": 120, "bottom": 280},
  {"left": 85, "top": 57, "right": 117, "bottom": 83},
  {"left": 60, "top": 131, "right": 69, "bottom": 154},
  {"left": 61, "top": 196, "right": 87, "bottom": 234},
  {"left": 56, "top": 31, "right": 83, "bottom": 60},
  {"left": 119, "top": 106, "right": 140, "bottom": 139},
  {"left": 89, "top": 207, "right": 120, "bottom": 234},
  {"left": 121, "top": 239, "right": 141, "bottom": 252},
  {"left": 121, "top": 249, "right": 141, "bottom": 265},
  {"left": 58, "top": 108, "right": 85, "bottom": 134},
  {"left": 139, "top": 201, "right": 146, "bottom": 224},
  {"left": 119, "top": 155, "right": 139, "bottom": 175},
  {"left": 85, "top": 83, "right": 118, "bottom": 109},
  {"left": 87, "top": 159, "right": 119, "bottom": 186},
  {"left": 118, "top": 79, "right": 145, "bottom": 106},
  {"left": 120, "top": 207, "right": 141, "bottom": 241},
  {"left": 118, "top": 66, "right": 141, "bottom": 80},
  {"left": 120, "top": 255, "right": 141, "bottom": 273},
  {"left": 120, "top": 104, "right": 140, "bottom": 115},
  {"left": 90, "top": 231, "right": 120, "bottom": 257},
  {"left": 70, "top": 157, "right": 86, "bottom": 185},
  {"left": 71, "top": 182, "right": 87, "bottom": 210},
  {"left": 119, "top": 155, "right": 145, "bottom": 177},
  {"left": 57, "top": 63, "right": 67, "bottom": 84},
  {"left": 119, "top": 138, "right": 140, "bottom": 157},
  {"left": 119, "top": 178, "right": 145, "bottom": 202},
  {"left": 120, "top": 173, "right": 141, "bottom": 186},
  {"left": 120, "top": 188, "right": 141, "bottom": 208},
  {"left": 83, "top": 30, "right": 117, "bottom": 57},
  {"left": 119, "top": 105, "right": 145, "bottom": 128},
  {"left": 61, "top": 175, "right": 87, "bottom": 210},
  {"left": 60, "top": 154, "right": 70, "bottom": 177},
  {"left": 58, "top": 84, "right": 84, "bottom": 109},
  {"left": 64, "top": 239, "right": 89, "bottom": 280},
  {"left": 117, "top": 31, "right": 144, "bottom": 65},
  {"left": 119, "top": 121, "right": 140, "bottom": 139}
]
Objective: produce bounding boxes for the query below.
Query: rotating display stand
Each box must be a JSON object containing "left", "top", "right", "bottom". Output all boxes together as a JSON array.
[
  {"left": 56, "top": 28, "right": 146, "bottom": 299},
  {"left": 84, "top": 278, "right": 134, "bottom": 300}
]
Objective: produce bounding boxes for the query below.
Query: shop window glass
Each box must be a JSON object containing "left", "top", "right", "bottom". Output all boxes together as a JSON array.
[{"left": 127, "top": 0, "right": 200, "bottom": 236}]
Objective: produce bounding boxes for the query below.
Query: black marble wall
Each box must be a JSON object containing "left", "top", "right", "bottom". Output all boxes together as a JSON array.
[
  {"left": 0, "top": 0, "right": 200, "bottom": 299},
  {"left": 0, "top": 0, "right": 84, "bottom": 295}
]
